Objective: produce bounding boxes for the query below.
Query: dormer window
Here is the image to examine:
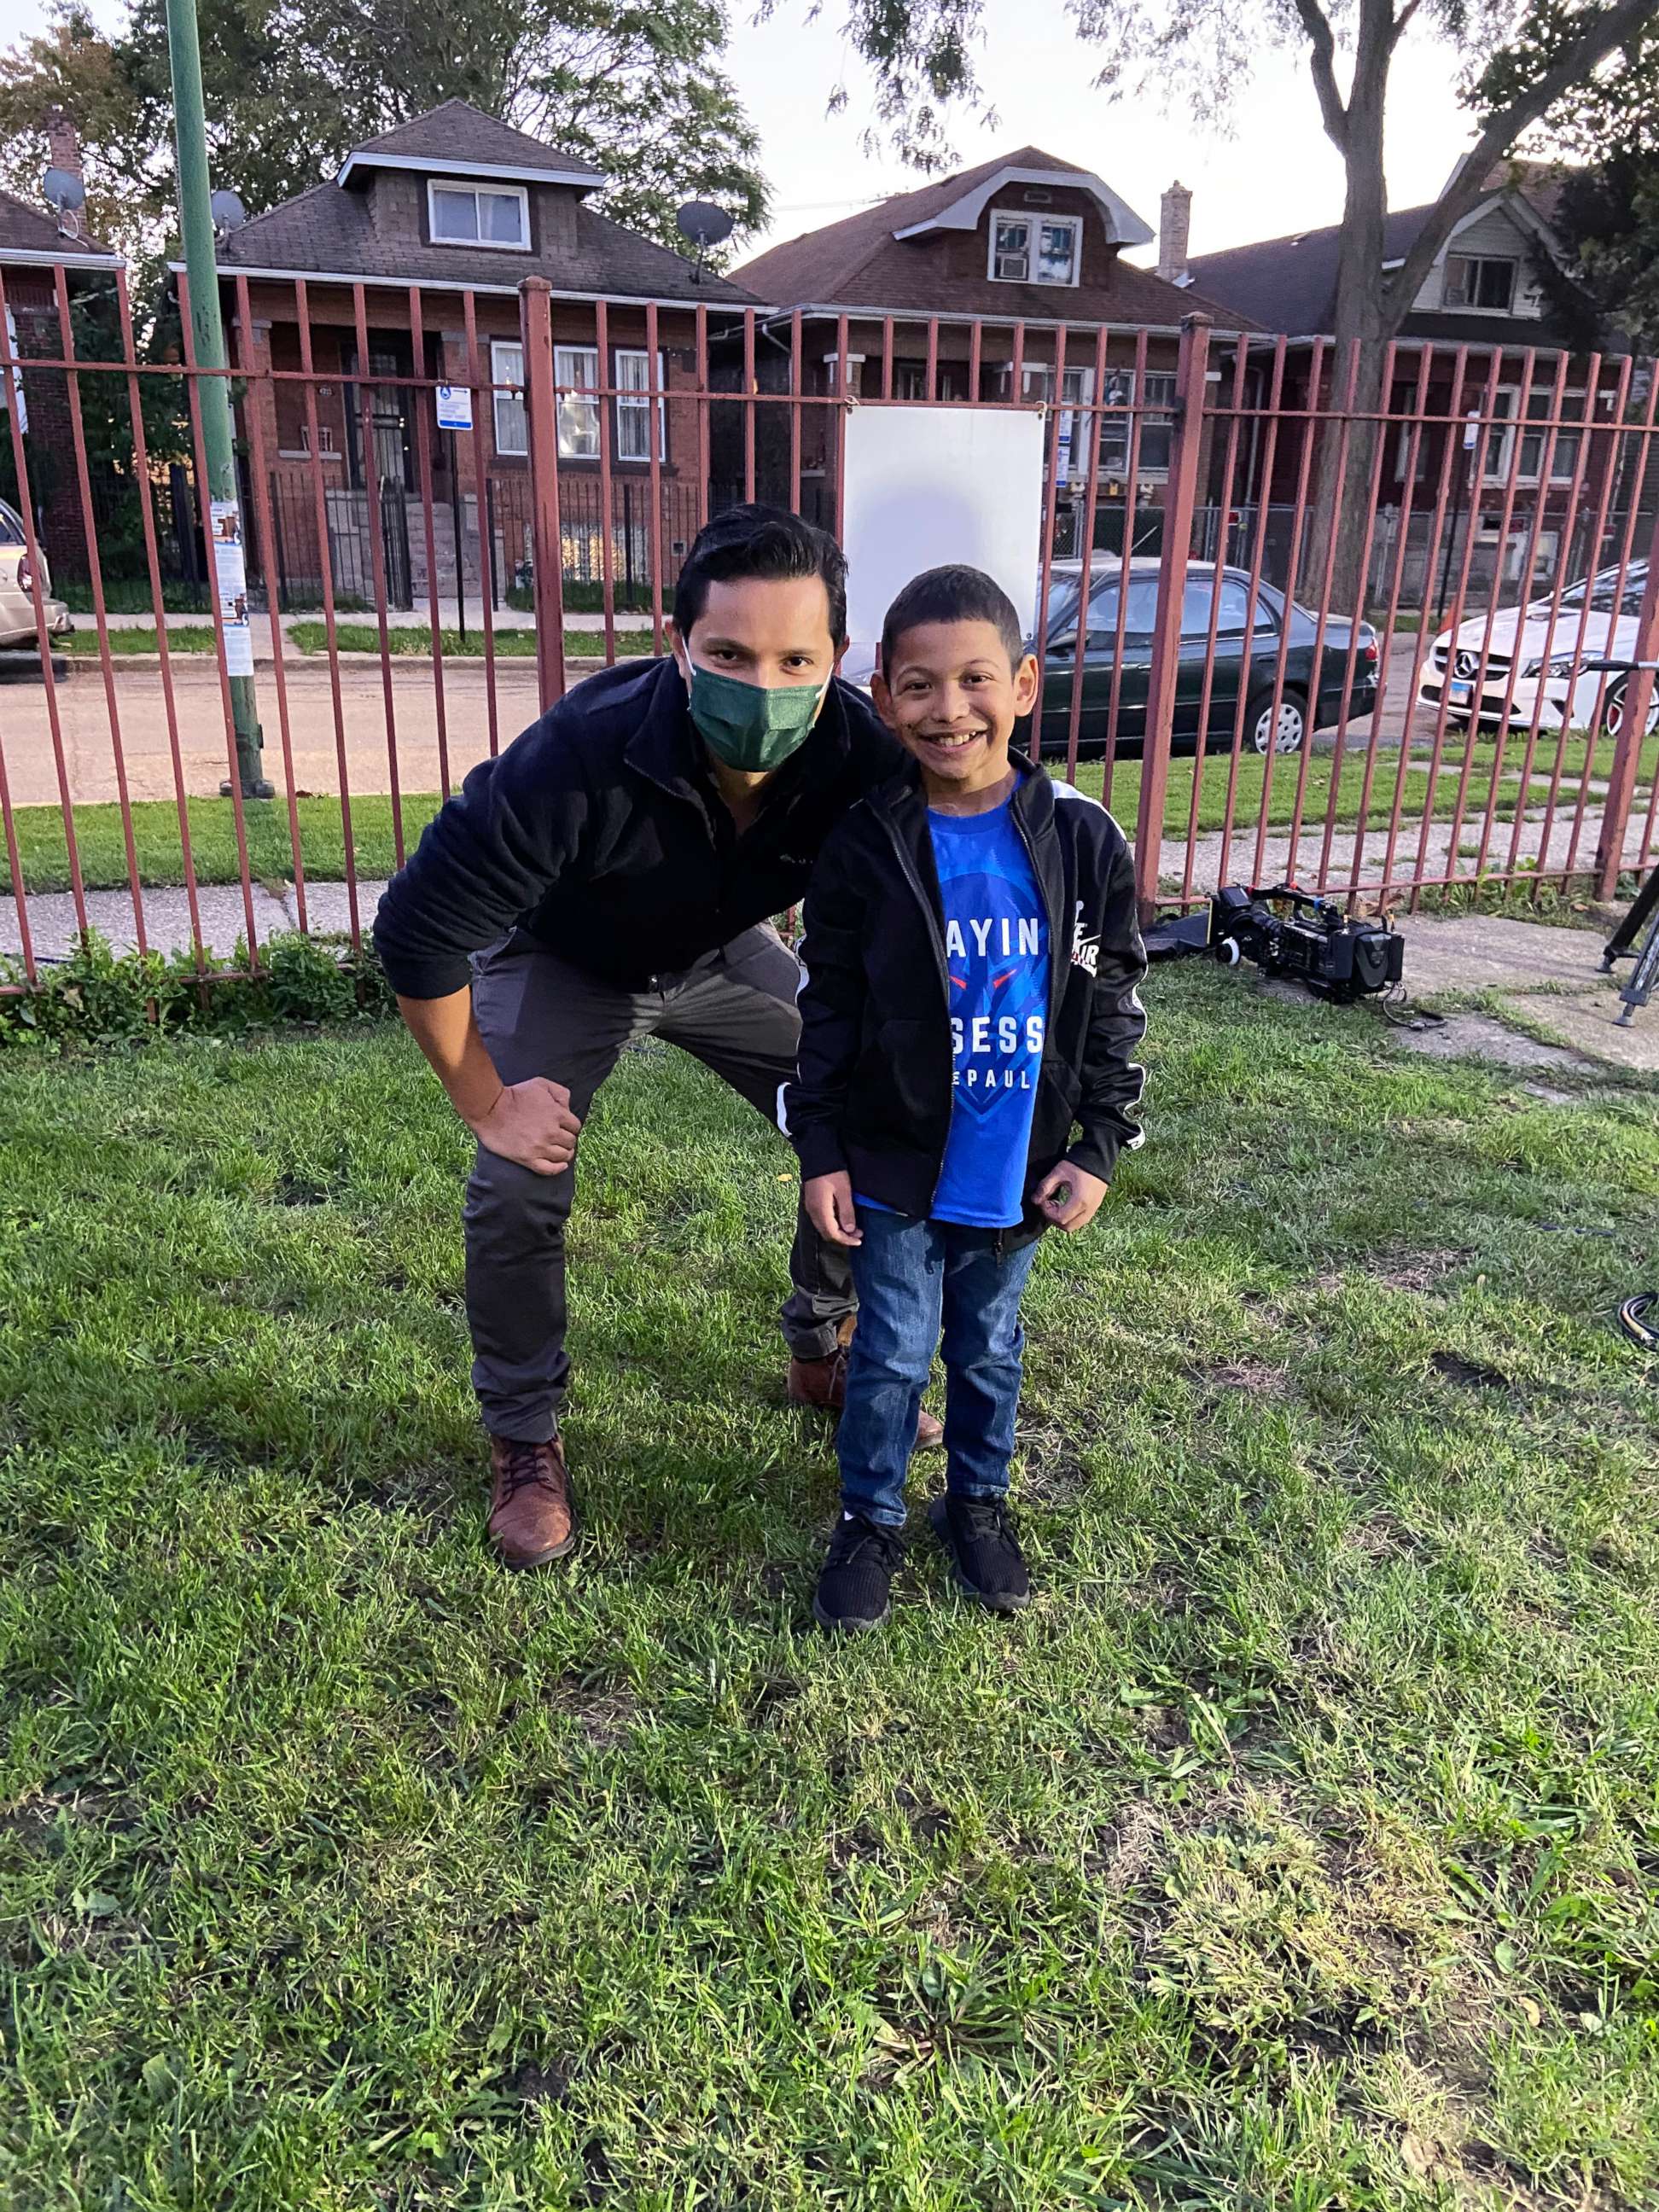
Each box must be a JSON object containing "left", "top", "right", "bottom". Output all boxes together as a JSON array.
[
  {"left": 1443, "top": 253, "right": 1516, "bottom": 311},
  {"left": 989, "top": 208, "right": 1080, "bottom": 286},
  {"left": 428, "top": 180, "right": 530, "bottom": 250}
]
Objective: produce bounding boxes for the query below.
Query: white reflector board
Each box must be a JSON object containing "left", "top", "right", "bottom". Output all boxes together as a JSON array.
[{"left": 841, "top": 404, "right": 1047, "bottom": 684}]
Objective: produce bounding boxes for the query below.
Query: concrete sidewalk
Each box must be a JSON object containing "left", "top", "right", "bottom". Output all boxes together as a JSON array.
[{"left": 7, "top": 878, "right": 1655, "bottom": 1076}]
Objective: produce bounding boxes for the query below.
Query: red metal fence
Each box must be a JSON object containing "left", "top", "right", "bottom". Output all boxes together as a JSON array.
[{"left": 3, "top": 272, "right": 1657, "bottom": 995}]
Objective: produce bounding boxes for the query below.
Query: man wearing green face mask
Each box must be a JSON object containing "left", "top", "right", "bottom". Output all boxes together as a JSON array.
[{"left": 374, "top": 505, "right": 942, "bottom": 1569}]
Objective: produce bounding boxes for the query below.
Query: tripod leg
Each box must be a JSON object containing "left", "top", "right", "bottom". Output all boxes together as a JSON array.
[{"left": 1604, "top": 859, "right": 1659, "bottom": 963}]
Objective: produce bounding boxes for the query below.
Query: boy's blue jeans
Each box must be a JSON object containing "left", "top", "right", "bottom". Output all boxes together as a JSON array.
[{"left": 837, "top": 1208, "right": 1040, "bottom": 1529}]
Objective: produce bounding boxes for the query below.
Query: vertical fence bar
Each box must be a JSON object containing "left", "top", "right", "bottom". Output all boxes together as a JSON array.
[
  {"left": 1102, "top": 329, "right": 1150, "bottom": 817},
  {"left": 968, "top": 318, "right": 982, "bottom": 405},
  {"left": 52, "top": 267, "right": 147, "bottom": 952},
  {"left": 0, "top": 266, "right": 89, "bottom": 943},
  {"left": 925, "top": 316, "right": 939, "bottom": 404},
  {"left": 742, "top": 309, "right": 757, "bottom": 504},
  {"left": 1010, "top": 323, "right": 1026, "bottom": 399},
  {"left": 1215, "top": 335, "right": 1288, "bottom": 892},
  {"left": 1284, "top": 338, "right": 1360, "bottom": 879},
  {"left": 1594, "top": 504, "right": 1659, "bottom": 897},
  {"left": 696, "top": 305, "right": 711, "bottom": 531},
  {"left": 292, "top": 275, "right": 361, "bottom": 949},
  {"left": 462, "top": 291, "right": 502, "bottom": 752},
  {"left": 789, "top": 309, "right": 804, "bottom": 512},
  {"left": 1182, "top": 334, "right": 1254, "bottom": 907},
  {"left": 1514, "top": 357, "right": 1627, "bottom": 886},
  {"left": 644, "top": 301, "right": 666, "bottom": 655},
  {"left": 882, "top": 315, "right": 895, "bottom": 403},
  {"left": 1249, "top": 335, "right": 1327, "bottom": 886},
  {"left": 1135, "top": 315, "right": 1212, "bottom": 921},
  {"left": 351, "top": 282, "right": 405, "bottom": 870},
  {"left": 231, "top": 273, "right": 306, "bottom": 934},
  {"left": 1406, "top": 348, "right": 1506, "bottom": 906},
  {"left": 1439, "top": 349, "right": 1539, "bottom": 882},
  {"left": 1372, "top": 343, "right": 1457, "bottom": 899},
  {"left": 1062, "top": 324, "right": 1111, "bottom": 786},
  {"left": 520, "top": 276, "right": 565, "bottom": 714},
  {"left": 592, "top": 299, "right": 618, "bottom": 661},
  {"left": 1473, "top": 351, "right": 1570, "bottom": 880},
  {"left": 406, "top": 284, "right": 453, "bottom": 801},
  {"left": 1028, "top": 323, "right": 1068, "bottom": 765},
  {"left": 833, "top": 313, "right": 850, "bottom": 545},
  {"left": 176, "top": 268, "right": 262, "bottom": 965},
  {"left": 1562, "top": 381, "right": 1656, "bottom": 882}
]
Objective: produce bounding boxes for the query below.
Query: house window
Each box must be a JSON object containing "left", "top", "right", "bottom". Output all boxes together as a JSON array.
[
  {"left": 1097, "top": 370, "right": 1177, "bottom": 475},
  {"left": 555, "top": 345, "right": 601, "bottom": 460},
  {"left": 1443, "top": 254, "right": 1517, "bottom": 312},
  {"left": 989, "top": 208, "right": 1080, "bottom": 286},
  {"left": 428, "top": 181, "right": 530, "bottom": 251},
  {"left": 615, "top": 350, "right": 667, "bottom": 463},
  {"left": 894, "top": 361, "right": 967, "bottom": 400},
  {"left": 1015, "top": 362, "right": 1095, "bottom": 476},
  {"left": 491, "top": 341, "right": 527, "bottom": 457},
  {"left": 1484, "top": 387, "right": 1586, "bottom": 486}
]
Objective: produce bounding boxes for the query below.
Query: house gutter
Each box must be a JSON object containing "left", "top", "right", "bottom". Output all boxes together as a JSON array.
[{"left": 0, "top": 246, "right": 125, "bottom": 271}]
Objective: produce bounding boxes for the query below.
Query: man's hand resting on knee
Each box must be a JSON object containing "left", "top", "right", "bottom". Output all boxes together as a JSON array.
[
  {"left": 394, "top": 987, "right": 582, "bottom": 1176},
  {"left": 469, "top": 1077, "right": 583, "bottom": 1176}
]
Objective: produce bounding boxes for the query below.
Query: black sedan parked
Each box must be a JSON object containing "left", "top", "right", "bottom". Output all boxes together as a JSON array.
[{"left": 1029, "top": 558, "right": 1380, "bottom": 759}]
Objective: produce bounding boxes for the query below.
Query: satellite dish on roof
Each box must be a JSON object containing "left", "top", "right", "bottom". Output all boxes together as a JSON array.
[
  {"left": 677, "top": 199, "right": 734, "bottom": 285},
  {"left": 211, "top": 189, "right": 248, "bottom": 236},
  {"left": 43, "top": 166, "right": 85, "bottom": 214}
]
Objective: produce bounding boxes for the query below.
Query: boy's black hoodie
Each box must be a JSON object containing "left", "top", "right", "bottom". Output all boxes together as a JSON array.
[{"left": 785, "top": 759, "right": 1148, "bottom": 1246}]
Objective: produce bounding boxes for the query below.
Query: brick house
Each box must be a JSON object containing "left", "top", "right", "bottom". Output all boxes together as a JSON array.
[
  {"left": 0, "top": 112, "right": 124, "bottom": 585},
  {"left": 726, "top": 150, "right": 1252, "bottom": 557},
  {"left": 1185, "top": 161, "right": 1633, "bottom": 599},
  {"left": 210, "top": 99, "right": 761, "bottom": 608}
]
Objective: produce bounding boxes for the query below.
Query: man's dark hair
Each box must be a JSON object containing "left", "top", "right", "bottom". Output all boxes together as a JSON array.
[
  {"left": 880, "top": 564, "right": 1026, "bottom": 678},
  {"left": 672, "top": 503, "right": 847, "bottom": 646}
]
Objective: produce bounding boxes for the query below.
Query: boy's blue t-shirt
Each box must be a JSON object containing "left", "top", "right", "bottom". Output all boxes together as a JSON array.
[{"left": 859, "top": 795, "right": 1051, "bottom": 1231}]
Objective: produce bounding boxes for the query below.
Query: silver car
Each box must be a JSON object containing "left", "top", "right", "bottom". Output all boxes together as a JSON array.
[{"left": 0, "top": 498, "right": 73, "bottom": 649}]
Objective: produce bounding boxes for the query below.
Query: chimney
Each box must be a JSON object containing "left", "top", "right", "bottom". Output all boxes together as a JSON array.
[
  {"left": 45, "top": 108, "right": 83, "bottom": 183},
  {"left": 1158, "top": 179, "right": 1191, "bottom": 288}
]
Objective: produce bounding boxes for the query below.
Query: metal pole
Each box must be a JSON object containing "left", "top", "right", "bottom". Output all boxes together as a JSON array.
[
  {"left": 450, "top": 430, "right": 466, "bottom": 643},
  {"left": 165, "top": 0, "right": 269, "bottom": 797}
]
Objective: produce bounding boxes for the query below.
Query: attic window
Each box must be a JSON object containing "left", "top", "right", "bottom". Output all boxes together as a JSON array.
[
  {"left": 1443, "top": 253, "right": 1516, "bottom": 311},
  {"left": 1022, "top": 188, "right": 1053, "bottom": 204},
  {"left": 428, "top": 180, "right": 529, "bottom": 251},
  {"left": 989, "top": 207, "right": 1080, "bottom": 286}
]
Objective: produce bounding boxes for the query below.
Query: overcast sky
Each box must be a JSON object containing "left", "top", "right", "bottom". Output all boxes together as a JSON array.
[{"left": 0, "top": 0, "right": 1483, "bottom": 259}]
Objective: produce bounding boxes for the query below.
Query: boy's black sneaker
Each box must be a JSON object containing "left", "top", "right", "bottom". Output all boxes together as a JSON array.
[
  {"left": 813, "top": 1515, "right": 906, "bottom": 1633},
  {"left": 929, "top": 1493, "right": 1031, "bottom": 1612}
]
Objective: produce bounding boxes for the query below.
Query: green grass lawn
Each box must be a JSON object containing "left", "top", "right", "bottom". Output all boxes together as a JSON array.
[
  {"left": 2, "top": 969, "right": 1657, "bottom": 2206},
  {"left": 11, "top": 733, "right": 1651, "bottom": 899}
]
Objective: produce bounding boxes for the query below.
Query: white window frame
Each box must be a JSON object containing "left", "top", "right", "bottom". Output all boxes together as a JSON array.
[
  {"left": 554, "top": 344, "right": 601, "bottom": 461},
  {"left": 1483, "top": 385, "right": 1586, "bottom": 487},
  {"left": 1017, "top": 361, "right": 1094, "bottom": 477},
  {"left": 987, "top": 207, "right": 1081, "bottom": 288},
  {"left": 1094, "top": 368, "right": 1176, "bottom": 479},
  {"left": 428, "top": 179, "right": 530, "bottom": 251},
  {"left": 614, "top": 348, "right": 667, "bottom": 463},
  {"left": 1442, "top": 253, "right": 1518, "bottom": 314},
  {"left": 491, "top": 340, "right": 527, "bottom": 457}
]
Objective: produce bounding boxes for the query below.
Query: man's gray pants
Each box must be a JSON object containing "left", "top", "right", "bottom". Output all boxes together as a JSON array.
[{"left": 465, "top": 923, "right": 854, "bottom": 1441}]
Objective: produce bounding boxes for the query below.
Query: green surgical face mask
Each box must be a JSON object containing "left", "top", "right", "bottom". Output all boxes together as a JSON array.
[{"left": 680, "top": 656, "right": 829, "bottom": 773}]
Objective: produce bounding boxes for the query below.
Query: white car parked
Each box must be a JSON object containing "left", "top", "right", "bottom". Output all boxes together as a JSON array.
[
  {"left": 0, "top": 497, "right": 73, "bottom": 650},
  {"left": 1418, "top": 559, "right": 1655, "bottom": 741}
]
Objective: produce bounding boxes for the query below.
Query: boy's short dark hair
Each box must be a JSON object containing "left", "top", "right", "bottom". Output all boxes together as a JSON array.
[
  {"left": 672, "top": 503, "right": 847, "bottom": 646},
  {"left": 880, "top": 564, "right": 1026, "bottom": 678}
]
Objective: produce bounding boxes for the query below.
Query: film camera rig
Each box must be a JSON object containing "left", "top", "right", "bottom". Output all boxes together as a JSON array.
[{"left": 1147, "top": 883, "right": 1405, "bottom": 1003}]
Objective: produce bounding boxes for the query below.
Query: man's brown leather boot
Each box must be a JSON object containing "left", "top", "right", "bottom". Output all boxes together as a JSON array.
[
  {"left": 486, "top": 1435, "right": 577, "bottom": 1568},
  {"left": 787, "top": 1318, "right": 944, "bottom": 1450}
]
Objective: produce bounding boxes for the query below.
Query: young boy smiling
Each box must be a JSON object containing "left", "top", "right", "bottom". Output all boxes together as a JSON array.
[{"left": 787, "top": 565, "right": 1149, "bottom": 1633}]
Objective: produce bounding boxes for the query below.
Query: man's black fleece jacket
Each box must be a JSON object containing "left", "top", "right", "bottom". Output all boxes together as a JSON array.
[{"left": 372, "top": 656, "right": 905, "bottom": 998}]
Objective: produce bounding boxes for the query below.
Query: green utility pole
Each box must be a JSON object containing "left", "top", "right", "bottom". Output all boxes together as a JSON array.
[{"left": 165, "top": 0, "right": 271, "bottom": 797}]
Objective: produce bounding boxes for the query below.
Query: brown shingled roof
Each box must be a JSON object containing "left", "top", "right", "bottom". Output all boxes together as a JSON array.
[
  {"left": 218, "top": 173, "right": 760, "bottom": 304},
  {"left": 734, "top": 146, "right": 1252, "bottom": 329},
  {"left": 0, "top": 186, "right": 117, "bottom": 261},
  {"left": 338, "top": 99, "right": 604, "bottom": 186}
]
